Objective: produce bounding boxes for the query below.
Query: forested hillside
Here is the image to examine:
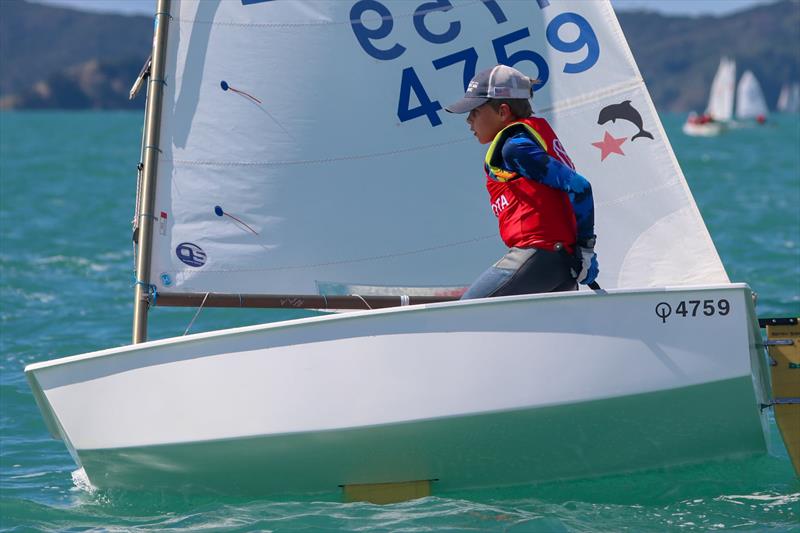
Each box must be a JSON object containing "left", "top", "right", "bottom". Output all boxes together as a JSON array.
[{"left": 1, "top": 0, "right": 798, "bottom": 111}]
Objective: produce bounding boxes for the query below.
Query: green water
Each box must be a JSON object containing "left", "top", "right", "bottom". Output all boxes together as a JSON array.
[{"left": 1, "top": 111, "right": 798, "bottom": 531}]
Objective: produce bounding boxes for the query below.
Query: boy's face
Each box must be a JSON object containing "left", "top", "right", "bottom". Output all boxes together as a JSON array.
[{"left": 467, "top": 102, "right": 513, "bottom": 144}]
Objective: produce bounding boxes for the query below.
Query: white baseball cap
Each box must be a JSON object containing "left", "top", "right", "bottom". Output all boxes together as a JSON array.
[{"left": 445, "top": 64, "right": 534, "bottom": 114}]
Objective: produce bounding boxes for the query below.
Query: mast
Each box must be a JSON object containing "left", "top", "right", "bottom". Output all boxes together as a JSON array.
[{"left": 132, "top": 0, "right": 171, "bottom": 344}]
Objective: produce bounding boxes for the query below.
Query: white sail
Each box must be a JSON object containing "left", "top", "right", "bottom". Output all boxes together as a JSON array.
[
  {"left": 777, "top": 84, "right": 789, "bottom": 111},
  {"left": 736, "top": 70, "right": 769, "bottom": 120},
  {"left": 777, "top": 82, "right": 800, "bottom": 113},
  {"left": 705, "top": 57, "right": 736, "bottom": 122},
  {"left": 790, "top": 83, "right": 800, "bottom": 112},
  {"left": 149, "top": 0, "right": 727, "bottom": 296}
]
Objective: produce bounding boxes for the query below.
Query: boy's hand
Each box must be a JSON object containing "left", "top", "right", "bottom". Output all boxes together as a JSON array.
[
  {"left": 576, "top": 247, "right": 599, "bottom": 285},
  {"left": 573, "top": 237, "right": 598, "bottom": 285}
]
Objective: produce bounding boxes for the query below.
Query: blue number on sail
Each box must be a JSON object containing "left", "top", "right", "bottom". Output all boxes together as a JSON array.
[
  {"left": 433, "top": 47, "right": 479, "bottom": 92},
  {"left": 414, "top": 0, "right": 461, "bottom": 44},
  {"left": 398, "top": 67, "right": 443, "bottom": 126},
  {"left": 546, "top": 13, "right": 600, "bottom": 74},
  {"left": 350, "top": 0, "right": 406, "bottom": 60},
  {"left": 492, "top": 28, "right": 549, "bottom": 91},
  {"left": 479, "top": 0, "right": 508, "bottom": 23}
]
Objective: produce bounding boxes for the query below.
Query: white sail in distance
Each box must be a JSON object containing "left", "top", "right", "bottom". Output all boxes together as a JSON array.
[
  {"left": 777, "top": 82, "right": 800, "bottom": 113},
  {"left": 705, "top": 57, "right": 736, "bottom": 121},
  {"left": 148, "top": 0, "right": 728, "bottom": 296},
  {"left": 777, "top": 84, "right": 789, "bottom": 111},
  {"left": 736, "top": 70, "right": 769, "bottom": 119}
]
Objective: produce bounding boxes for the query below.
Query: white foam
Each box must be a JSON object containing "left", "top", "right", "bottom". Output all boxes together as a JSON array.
[{"left": 70, "top": 468, "right": 96, "bottom": 494}]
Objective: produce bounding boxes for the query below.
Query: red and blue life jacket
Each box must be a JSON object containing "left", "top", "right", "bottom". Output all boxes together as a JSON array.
[{"left": 484, "top": 117, "right": 577, "bottom": 252}]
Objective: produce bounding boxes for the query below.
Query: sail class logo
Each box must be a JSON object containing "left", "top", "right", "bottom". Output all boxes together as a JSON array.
[
  {"left": 592, "top": 100, "right": 653, "bottom": 162},
  {"left": 176, "top": 243, "right": 207, "bottom": 268}
]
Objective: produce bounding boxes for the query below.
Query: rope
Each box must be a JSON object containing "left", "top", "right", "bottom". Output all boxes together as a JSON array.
[
  {"left": 170, "top": 2, "right": 479, "bottom": 28},
  {"left": 166, "top": 138, "right": 470, "bottom": 168},
  {"left": 133, "top": 277, "right": 158, "bottom": 307},
  {"left": 154, "top": 234, "right": 493, "bottom": 276},
  {"left": 132, "top": 162, "right": 143, "bottom": 231},
  {"left": 183, "top": 292, "right": 210, "bottom": 336},
  {"left": 352, "top": 294, "right": 372, "bottom": 310}
]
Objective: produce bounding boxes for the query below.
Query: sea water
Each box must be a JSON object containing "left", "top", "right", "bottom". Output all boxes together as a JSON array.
[{"left": 1, "top": 111, "right": 798, "bottom": 531}]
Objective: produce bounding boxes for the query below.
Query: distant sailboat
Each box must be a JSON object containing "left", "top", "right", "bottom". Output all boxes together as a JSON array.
[
  {"left": 683, "top": 57, "right": 735, "bottom": 136},
  {"left": 777, "top": 82, "right": 800, "bottom": 113},
  {"left": 706, "top": 57, "right": 737, "bottom": 122},
  {"left": 735, "top": 70, "right": 769, "bottom": 123}
]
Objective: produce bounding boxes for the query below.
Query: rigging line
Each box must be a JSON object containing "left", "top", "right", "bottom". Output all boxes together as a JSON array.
[
  {"left": 166, "top": 138, "right": 470, "bottom": 168},
  {"left": 132, "top": 184, "right": 142, "bottom": 229},
  {"left": 227, "top": 86, "right": 261, "bottom": 104},
  {"left": 183, "top": 292, "right": 210, "bottom": 336},
  {"left": 220, "top": 81, "right": 293, "bottom": 139},
  {"left": 535, "top": 78, "right": 645, "bottom": 115},
  {"left": 594, "top": 179, "right": 682, "bottom": 208},
  {"left": 169, "top": 78, "right": 644, "bottom": 168},
  {"left": 172, "top": 2, "right": 485, "bottom": 28},
  {"left": 256, "top": 105, "right": 294, "bottom": 140},
  {"left": 222, "top": 212, "right": 259, "bottom": 235},
  {"left": 157, "top": 234, "right": 495, "bottom": 276},
  {"left": 352, "top": 294, "right": 372, "bottom": 310},
  {"left": 171, "top": 17, "right": 342, "bottom": 28},
  {"left": 133, "top": 278, "right": 158, "bottom": 307}
]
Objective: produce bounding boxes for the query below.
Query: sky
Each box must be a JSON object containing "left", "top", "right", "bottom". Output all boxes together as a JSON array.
[{"left": 30, "top": 0, "right": 779, "bottom": 17}]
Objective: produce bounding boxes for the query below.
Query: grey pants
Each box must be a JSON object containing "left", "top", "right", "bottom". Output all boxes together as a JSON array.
[{"left": 461, "top": 247, "right": 577, "bottom": 299}]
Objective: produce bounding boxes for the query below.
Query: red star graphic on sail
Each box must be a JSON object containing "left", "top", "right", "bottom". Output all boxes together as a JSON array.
[{"left": 592, "top": 131, "right": 627, "bottom": 161}]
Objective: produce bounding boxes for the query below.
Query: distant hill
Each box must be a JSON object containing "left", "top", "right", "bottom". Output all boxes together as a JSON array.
[
  {"left": 620, "top": 0, "right": 800, "bottom": 112},
  {"left": 0, "top": 0, "right": 150, "bottom": 109},
  {"left": 1, "top": 0, "right": 799, "bottom": 111}
]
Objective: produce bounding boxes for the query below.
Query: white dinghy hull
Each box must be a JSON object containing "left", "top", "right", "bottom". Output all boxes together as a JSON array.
[
  {"left": 26, "top": 284, "right": 769, "bottom": 495},
  {"left": 682, "top": 121, "right": 726, "bottom": 137}
]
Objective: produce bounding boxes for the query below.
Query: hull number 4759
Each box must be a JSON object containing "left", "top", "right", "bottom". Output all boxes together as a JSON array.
[{"left": 655, "top": 299, "right": 730, "bottom": 324}]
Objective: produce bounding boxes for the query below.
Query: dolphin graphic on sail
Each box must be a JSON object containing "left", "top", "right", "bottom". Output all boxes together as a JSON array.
[{"left": 597, "top": 100, "right": 654, "bottom": 141}]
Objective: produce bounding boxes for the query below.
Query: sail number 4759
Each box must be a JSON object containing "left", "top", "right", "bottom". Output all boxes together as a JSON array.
[
  {"left": 654, "top": 299, "right": 731, "bottom": 324},
  {"left": 348, "top": 0, "right": 600, "bottom": 127}
]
